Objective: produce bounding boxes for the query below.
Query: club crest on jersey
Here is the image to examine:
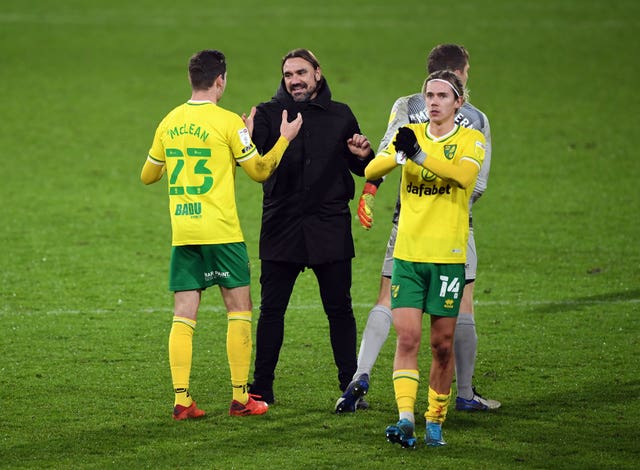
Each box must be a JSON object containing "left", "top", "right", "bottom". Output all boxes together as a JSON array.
[
  {"left": 444, "top": 144, "right": 457, "bottom": 160},
  {"left": 421, "top": 168, "right": 437, "bottom": 182}
]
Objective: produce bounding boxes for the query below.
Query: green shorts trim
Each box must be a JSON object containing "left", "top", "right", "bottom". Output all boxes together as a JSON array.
[
  {"left": 169, "top": 242, "right": 250, "bottom": 292},
  {"left": 390, "top": 258, "right": 464, "bottom": 317}
]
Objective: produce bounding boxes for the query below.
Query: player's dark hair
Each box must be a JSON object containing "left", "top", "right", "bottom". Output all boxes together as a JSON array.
[
  {"left": 427, "top": 44, "right": 469, "bottom": 74},
  {"left": 281, "top": 48, "right": 321, "bottom": 72},
  {"left": 189, "top": 50, "right": 226, "bottom": 91},
  {"left": 422, "top": 69, "right": 464, "bottom": 101}
]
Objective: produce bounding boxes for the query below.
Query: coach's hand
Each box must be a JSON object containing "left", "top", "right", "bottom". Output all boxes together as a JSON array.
[
  {"left": 242, "top": 106, "right": 256, "bottom": 136},
  {"left": 357, "top": 182, "right": 378, "bottom": 230},
  {"left": 394, "top": 127, "right": 427, "bottom": 166}
]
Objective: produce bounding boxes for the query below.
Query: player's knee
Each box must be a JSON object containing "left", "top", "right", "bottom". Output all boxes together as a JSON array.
[
  {"left": 431, "top": 341, "right": 454, "bottom": 366},
  {"left": 397, "top": 331, "right": 421, "bottom": 354}
]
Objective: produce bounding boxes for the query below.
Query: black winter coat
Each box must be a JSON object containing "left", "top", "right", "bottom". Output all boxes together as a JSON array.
[{"left": 252, "top": 79, "right": 374, "bottom": 265}]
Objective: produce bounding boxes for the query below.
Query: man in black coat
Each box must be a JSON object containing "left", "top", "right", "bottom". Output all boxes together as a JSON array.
[{"left": 245, "top": 48, "right": 374, "bottom": 405}]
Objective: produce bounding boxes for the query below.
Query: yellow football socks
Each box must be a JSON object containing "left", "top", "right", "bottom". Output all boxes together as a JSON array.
[
  {"left": 169, "top": 316, "right": 196, "bottom": 407},
  {"left": 424, "top": 386, "right": 451, "bottom": 424},
  {"left": 227, "top": 311, "right": 252, "bottom": 404},
  {"left": 393, "top": 369, "right": 420, "bottom": 415}
]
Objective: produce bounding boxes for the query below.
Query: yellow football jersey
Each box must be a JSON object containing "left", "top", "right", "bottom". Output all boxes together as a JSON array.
[
  {"left": 148, "top": 100, "right": 257, "bottom": 246},
  {"left": 389, "top": 124, "right": 485, "bottom": 263}
]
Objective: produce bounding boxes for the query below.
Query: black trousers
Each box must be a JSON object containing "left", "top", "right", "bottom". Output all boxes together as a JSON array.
[{"left": 253, "top": 259, "right": 357, "bottom": 392}]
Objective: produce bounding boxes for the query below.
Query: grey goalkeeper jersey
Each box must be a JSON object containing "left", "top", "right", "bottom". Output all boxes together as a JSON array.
[{"left": 376, "top": 93, "right": 492, "bottom": 224}]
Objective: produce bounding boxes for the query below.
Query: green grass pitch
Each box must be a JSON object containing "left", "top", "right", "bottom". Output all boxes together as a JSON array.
[{"left": 1, "top": 0, "right": 638, "bottom": 468}]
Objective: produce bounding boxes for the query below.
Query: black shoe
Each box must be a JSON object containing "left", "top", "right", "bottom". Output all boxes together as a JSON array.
[{"left": 248, "top": 383, "right": 275, "bottom": 404}]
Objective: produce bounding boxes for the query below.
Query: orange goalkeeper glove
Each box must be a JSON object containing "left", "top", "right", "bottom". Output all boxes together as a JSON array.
[{"left": 357, "top": 182, "right": 378, "bottom": 230}]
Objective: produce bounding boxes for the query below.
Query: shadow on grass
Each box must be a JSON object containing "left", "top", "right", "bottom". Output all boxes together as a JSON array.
[{"left": 528, "top": 289, "right": 640, "bottom": 314}]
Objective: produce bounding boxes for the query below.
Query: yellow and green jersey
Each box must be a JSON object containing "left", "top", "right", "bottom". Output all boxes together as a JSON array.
[
  {"left": 388, "top": 124, "right": 485, "bottom": 263},
  {"left": 148, "top": 100, "right": 257, "bottom": 246}
]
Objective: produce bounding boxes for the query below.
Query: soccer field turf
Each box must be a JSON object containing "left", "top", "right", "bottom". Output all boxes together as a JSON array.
[{"left": 1, "top": 0, "right": 638, "bottom": 468}]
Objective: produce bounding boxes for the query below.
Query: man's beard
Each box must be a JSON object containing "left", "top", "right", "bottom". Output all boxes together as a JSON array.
[{"left": 290, "top": 82, "right": 317, "bottom": 102}]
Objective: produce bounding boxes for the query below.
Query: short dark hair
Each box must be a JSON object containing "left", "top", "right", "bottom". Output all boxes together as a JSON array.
[
  {"left": 427, "top": 44, "right": 469, "bottom": 74},
  {"left": 281, "top": 48, "right": 320, "bottom": 73},
  {"left": 188, "top": 50, "right": 226, "bottom": 91}
]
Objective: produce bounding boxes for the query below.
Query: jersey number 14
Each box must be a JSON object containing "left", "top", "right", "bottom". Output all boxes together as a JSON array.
[{"left": 439, "top": 275, "right": 461, "bottom": 299}]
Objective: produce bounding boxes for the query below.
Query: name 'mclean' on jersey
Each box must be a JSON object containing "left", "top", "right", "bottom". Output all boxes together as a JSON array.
[
  {"left": 385, "top": 123, "right": 485, "bottom": 264},
  {"left": 148, "top": 100, "right": 257, "bottom": 246}
]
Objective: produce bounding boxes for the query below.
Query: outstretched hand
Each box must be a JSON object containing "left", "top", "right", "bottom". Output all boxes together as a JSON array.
[{"left": 280, "top": 109, "right": 303, "bottom": 142}]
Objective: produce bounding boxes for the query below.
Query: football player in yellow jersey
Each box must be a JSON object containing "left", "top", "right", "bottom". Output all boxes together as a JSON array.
[
  {"left": 365, "top": 70, "right": 485, "bottom": 448},
  {"left": 140, "top": 49, "right": 302, "bottom": 420}
]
